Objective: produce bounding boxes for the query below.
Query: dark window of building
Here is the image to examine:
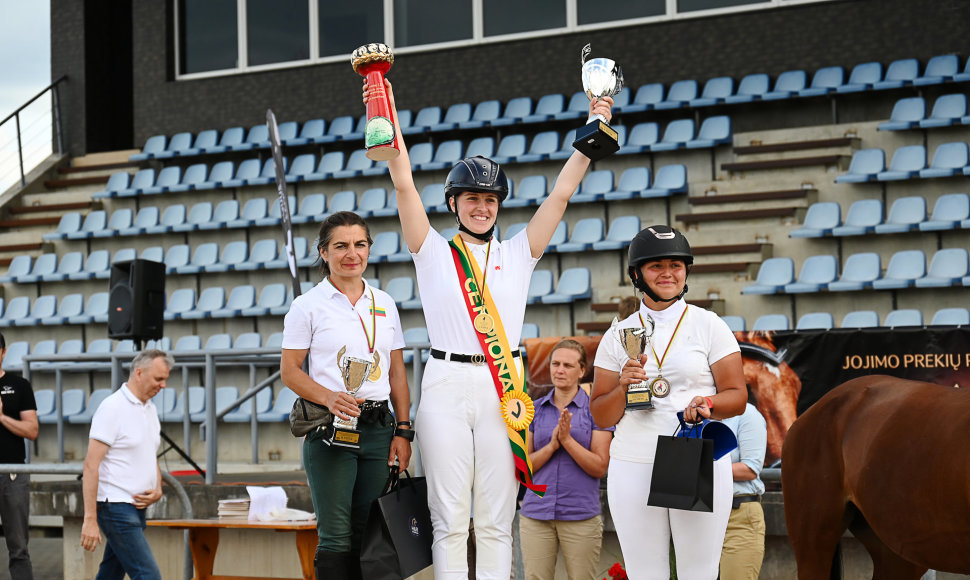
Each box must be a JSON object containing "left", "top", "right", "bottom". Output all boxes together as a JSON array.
[
  {"left": 578, "top": 0, "right": 664, "bottom": 24},
  {"left": 678, "top": 0, "right": 768, "bottom": 12},
  {"left": 483, "top": 0, "right": 565, "bottom": 36},
  {"left": 247, "top": 0, "right": 310, "bottom": 66},
  {"left": 319, "top": 0, "right": 385, "bottom": 58},
  {"left": 393, "top": 0, "right": 472, "bottom": 47},
  {"left": 179, "top": 0, "right": 238, "bottom": 74}
]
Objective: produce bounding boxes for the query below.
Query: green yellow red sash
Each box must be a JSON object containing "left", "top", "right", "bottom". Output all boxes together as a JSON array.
[{"left": 449, "top": 235, "right": 546, "bottom": 497}]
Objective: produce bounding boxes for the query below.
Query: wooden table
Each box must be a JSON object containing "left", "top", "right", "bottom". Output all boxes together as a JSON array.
[{"left": 147, "top": 518, "right": 316, "bottom": 580}]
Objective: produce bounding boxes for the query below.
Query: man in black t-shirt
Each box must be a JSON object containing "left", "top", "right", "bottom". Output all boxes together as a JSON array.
[{"left": 0, "top": 332, "right": 38, "bottom": 580}]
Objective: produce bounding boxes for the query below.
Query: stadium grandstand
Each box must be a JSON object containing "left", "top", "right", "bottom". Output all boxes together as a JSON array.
[{"left": 1, "top": 0, "right": 969, "bottom": 577}]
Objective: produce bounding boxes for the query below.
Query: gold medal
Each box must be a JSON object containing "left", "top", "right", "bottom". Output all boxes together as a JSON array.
[
  {"left": 474, "top": 312, "right": 495, "bottom": 334},
  {"left": 650, "top": 376, "right": 670, "bottom": 398},
  {"left": 368, "top": 351, "right": 382, "bottom": 382}
]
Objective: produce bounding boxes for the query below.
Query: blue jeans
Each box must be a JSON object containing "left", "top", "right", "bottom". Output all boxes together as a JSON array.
[{"left": 95, "top": 502, "right": 162, "bottom": 580}]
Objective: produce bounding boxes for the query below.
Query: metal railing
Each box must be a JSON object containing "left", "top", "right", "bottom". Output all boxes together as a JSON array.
[{"left": 0, "top": 75, "right": 67, "bottom": 193}]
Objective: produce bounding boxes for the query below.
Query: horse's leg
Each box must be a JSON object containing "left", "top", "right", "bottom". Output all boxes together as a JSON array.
[
  {"left": 847, "top": 512, "right": 927, "bottom": 580},
  {"left": 784, "top": 473, "right": 849, "bottom": 579}
]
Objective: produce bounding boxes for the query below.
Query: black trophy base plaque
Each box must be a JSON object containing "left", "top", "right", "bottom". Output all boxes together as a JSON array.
[{"left": 573, "top": 119, "right": 620, "bottom": 161}]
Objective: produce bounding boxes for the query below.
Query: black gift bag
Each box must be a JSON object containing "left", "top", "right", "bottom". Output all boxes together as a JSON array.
[
  {"left": 360, "top": 468, "right": 434, "bottom": 580},
  {"left": 647, "top": 427, "right": 715, "bottom": 512}
]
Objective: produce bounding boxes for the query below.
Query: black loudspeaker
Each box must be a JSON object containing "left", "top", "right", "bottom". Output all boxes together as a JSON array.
[{"left": 108, "top": 259, "right": 165, "bottom": 341}]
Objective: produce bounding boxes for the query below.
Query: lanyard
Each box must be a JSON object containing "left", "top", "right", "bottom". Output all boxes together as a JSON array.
[
  {"left": 330, "top": 278, "right": 377, "bottom": 353},
  {"left": 648, "top": 307, "right": 687, "bottom": 374},
  {"left": 459, "top": 236, "right": 492, "bottom": 305}
]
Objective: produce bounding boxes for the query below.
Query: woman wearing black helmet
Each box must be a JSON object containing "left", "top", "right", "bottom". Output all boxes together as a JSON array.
[
  {"left": 590, "top": 225, "right": 746, "bottom": 580},
  {"left": 364, "top": 79, "right": 612, "bottom": 580}
]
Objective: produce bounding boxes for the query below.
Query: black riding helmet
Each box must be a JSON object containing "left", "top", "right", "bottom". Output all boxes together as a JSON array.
[
  {"left": 627, "top": 225, "right": 694, "bottom": 303},
  {"left": 444, "top": 156, "right": 509, "bottom": 241}
]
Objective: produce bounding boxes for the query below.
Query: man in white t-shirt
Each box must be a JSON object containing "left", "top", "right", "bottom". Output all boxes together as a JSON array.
[{"left": 80, "top": 350, "right": 172, "bottom": 580}]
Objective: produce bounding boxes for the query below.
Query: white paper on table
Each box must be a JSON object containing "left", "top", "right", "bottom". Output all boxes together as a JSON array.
[{"left": 246, "top": 486, "right": 287, "bottom": 521}]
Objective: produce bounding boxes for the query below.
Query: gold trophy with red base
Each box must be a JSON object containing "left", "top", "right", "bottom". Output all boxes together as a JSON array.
[{"left": 352, "top": 43, "right": 400, "bottom": 161}]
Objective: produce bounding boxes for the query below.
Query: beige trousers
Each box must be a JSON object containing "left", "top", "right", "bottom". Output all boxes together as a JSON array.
[
  {"left": 719, "top": 501, "right": 766, "bottom": 580},
  {"left": 519, "top": 514, "right": 603, "bottom": 580}
]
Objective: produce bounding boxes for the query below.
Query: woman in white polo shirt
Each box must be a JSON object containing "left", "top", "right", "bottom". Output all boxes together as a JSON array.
[
  {"left": 280, "top": 211, "right": 412, "bottom": 580},
  {"left": 364, "top": 79, "right": 613, "bottom": 580}
]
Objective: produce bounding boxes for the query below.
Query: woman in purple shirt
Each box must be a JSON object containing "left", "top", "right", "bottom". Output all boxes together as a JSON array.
[{"left": 520, "top": 339, "right": 613, "bottom": 580}]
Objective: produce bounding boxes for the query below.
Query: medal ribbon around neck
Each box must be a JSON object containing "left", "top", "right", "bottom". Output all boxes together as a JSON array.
[
  {"left": 330, "top": 278, "right": 381, "bottom": 381},
  {"left": 648, "top": 307, "right": 687, "bottom": 378},
  {"left": 449, "top": 234, "right": 546, "bottom": 497}
]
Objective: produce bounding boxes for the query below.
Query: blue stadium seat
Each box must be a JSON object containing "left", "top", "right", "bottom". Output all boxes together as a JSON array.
[
  {"left": 204, "top": 240, "right": 248, "bottom": 273},
  {"left": 619, "top": 122, "right": 658, "bottom": 155},
  {"left": 369, "top": 231, "right": 402, "bottom": 264},
  {"left": 623, "top": 83, "right": 664, "bottom": 113},
  {"left": 641, "top": 164, "right": 687, "bottom": 198},
  {"left": 652, "top": 119, "right": 694, "bottom": 152},
  {"left": 119, "top": 207, "right": 159, "bottom": 236},
  {"left": 519, "top": 131, "right": 560, "bottom": 163},
  {"left": 241, "top": 283, "right": 287, "bottom": 317},
  {"left": 151, "top": 388, "right": 178, "bottom": 422},
  {"left": 873, "top": 58, "right": 919, "bottom": 90},
  {"left": 15, "top": 295, "right": 57, "bottom": 327},
  {"left": 39, "top": 389, "right": 86, "bottom": 424},
  {"left": 915, "top": 248, "right": 969, "bottom": 288},
  {"left": 593, "top": 216, "right": 640, "bottom": 251},
  {"left": 720, "top": 315, "right": 746, "bottom": 332},
  {"left": 407, "top": 143, "right": 434, "bottom": 170},
  {"left": 325, "top": 190, "right": 357, "bottom": 216},
  {"left": 919, "top": 94, "right": 966, "bottom": 128},
  {"left": 872, "top": 250, "right": 926, "bottom": 290},
  {"left": 17, "top": 253, "right": 57, "bottom": 283},
  {"left": 790, "top": 202, "right": 841, "bottom": 238},
  {"left": 385, "top": 277, "right": 416, "bottom": 309},
  {"left": 357, "top": 188, "right": 388, "bottom": 218},
  {"left": 401, "top": 327, "right": 430, "bottom": 365},
  {"left": 541, "top": 268, "right": 592, "bottom": 304},
  {"left": 784, "top": 255, "right": 838, "bottom": 293},
  {"left": 204, "top": 334, "right": 233, "bottom": 350},
  {"left": 286, "top": 119, "right": 326, "bottom": 146},
  {"left": 931, "top": 308, "right": 970, "bottom": 326},
  {"left": 164, "top": 387, "right": 206, "bottom": 423},
  {"left": 655, "top": 80, "right": 697, "bottom": 110},
  {"left": 742, "top": 258, "right": 795, "bottom": 295},
  {"left": 154, "top": 131, "right": 193, "bottom": 159},
  {"left": 464, "top": 136, "right": 495, "bottom": 160},
  {"left": 459, "top": 100, "right": 501, "bottom": 129},
  {"left": 287, "top": 153, "right": 318, "bottom": 182},
  {"left": 527, "top": 270, "right": 554, "bottom": 305},
  {"left": 955, "top": 58, "right": 970, "bottom": 83},
  {"left": 798, "top": 66, "right": 844, "bottom": 96},
  {"left": 430, "top": 103, "right": 472, "bottom": 132},
  {"left": 316, "top": 115, "right": 354, "bottom": 144},
  {"left": 419, "top": 184, "right": 447, "bottom": 213},
  {"left": 491, "top": 134, "right": 527, "bottom": 164},
  {"left": 0, "top": 255, "right": 32, "bottom": 283},
  {"left": 43, "top": 251, "right": 84, "bottom": 282},
  {"left": 884, "top": 309, "right": 923, "bottom": 328},
  {"left": 235, "top": 124, "right": 270, "bottom": 150},
  {"left": 547, "top": 221, "right": 567, "bottom": 250},
  {"left": 686, "top": 116, "right": 731, "bottom": 149},
  {"left": 68, "top": 292, "right": 108, "bottom": 324},
  {"left": 572, "top": 169, "right": 613, "bottom": 203},
  {"left": 221, "top": 158, "right": 261, "bottom": 188},
  {"left": 836, "top": 61, "right": 883, "bottom": 93},
  {"left": 367, "top": 189, "right": 398, "bottom": 218},
  {"left": 247, "top": 158, "right": 285, "bottom": 186},
  {"left": 919, "top": 142, "right": 968, "bottom": 178},
  {"left": 235, "top": 239, "right": 278, "bottom": 271},
  {"left": 204, "top": 126, "right": 242, "bottom": 153},
  {"left": 68, "top": 389, "right": 113, "bottom": 424},
  {"left": 752, "top": 314, "right": 790, "bottom": 332},
  {"left": 605, "top": 167, "right": 650, "bottom": 201},
  {"left": 420, "top": 140, "right": 464, "bottom": 171},
  {"left": 69, "top": 250, "right": 109, "bottom": 281},
  {"left": 874, "top": 196, "right": 926, "bottom": 234},
  {"left": 253, "top": 195, "right": 294, "bottom": 227},
  {"left": 878, "top": 97, "right": 925, "bottom": 131},
  {"left": 224, "top": 198, "right": 266, "bottom": 229},
  {"left": 43, "top": 212, "right": 83, "bottom": 241},
  {"left": 211, "top": 285, "right": 257, "bottom": 318},
  {"left": 130, "top": 135, "right": 166, "bottom": 161},
  {"left": 114, "top": 168, "right": 155, "bottom": 197},
  {"left": 523, "top": 93, "right": 564, "bottom": 123},
  {"left": 913, "top": 54, "right": 959, "bottom": 86},
  {"left": 182, "top": 287, "right": 226, "bottom": 320},
  {"left": 289, "top": 193, "right": 325, "bottom": 225},
  {"left": 198, "top": 199, "right": 240, "bottom": 231},
  {"left": 112, "top": 247, "right": 137, "bottom": 265},
  {"left": 690, "top": 77, "right": 734, "bottom": 107},
  {"left": 343, "top": 116, "right": 366, "bottom": 142},
  {"left": 332, "top": 149, "right": 375, "bottom": 179},
  {"left": 836, "top": 148, "right": 885, "bottom": 183},
  {"left": 919, "top": 193, "right": 970, "bottom": 231},
  {"left": 257, "top": 387, "right": 299, "bottom": 423},
  {"left": 404, "top": 106, "right": 442, "bottom": 135},
  {"left": 164, "top": 288, "right": 196, "bottom": 321},
  {"left": 832, "top": 199, "right": 883, "bottom": 236},
  {"left": 492, "top": 97, "right": 533, "bottom": 127},
  {"left": 234, "top": 333, "right": 263, "bottom": 349},
  {"left": 67, "top": 210, "right": 107, "bottom": 240},
  {"left": 724, "top": 73, "right": 769, "bottom": 104},
  {"left": 163, "top": 245, "right": 191, "bottom": 273},
  {"left": 172, "top": 202, "right": 214, "bottom": 233},
  {"left": 556, "top": 218, "right": 604, "bottom": 253},
  {"left": 762, "top": 70, "right": 807, "bottom": 101},
  {"left": 144, "top": 204, "right": 186, "bottom": 235},
  {"left": 276, "top": 121, "right": 299, "bottom": 144},
  {"left": 556, "top": 91, "right": 590, "bottom": 121},
  {"left": 549, "top": 129, "right": 579, "bottom": 161},
  {"left": 138, "top": 166, "right": 179, "bottom": 196},
  {"left": 503, "top": 175, "right": 545, "bottom": 208},
  {"left": 223, "top": 388, "right": 273, "bottom": 423},
  {"left": 795, "top": 312, "right": 834, "bottom": 331},
  {"left": 189, "top": 129, "right": 219, "bottom": 155}
]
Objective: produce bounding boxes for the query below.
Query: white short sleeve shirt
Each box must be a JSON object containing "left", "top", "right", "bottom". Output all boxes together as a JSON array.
[
  {"left": 281, "top": 278, "right": 405, "bottom": 401},
  {"left": 411, "top": 227, "right": 538, "bottom": 352},
  {"left": 593, "top": 299, "right": 741, "bottom": 463},
  {"left": 88, "top": 384, "right": 161, "bottom": 503}
]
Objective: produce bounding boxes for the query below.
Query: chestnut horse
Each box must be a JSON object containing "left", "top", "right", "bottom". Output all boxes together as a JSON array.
[
  {"left": 782, "top": 375, "right": 970, "bottom": 578},
  {"left": 738, "top": 331, "right": 802, "bottom": 465}
]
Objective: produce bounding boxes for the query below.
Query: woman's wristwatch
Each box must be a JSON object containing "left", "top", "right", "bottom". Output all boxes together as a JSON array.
[{"left": 394, "top": 420, "right": 415, "bottom": 441}]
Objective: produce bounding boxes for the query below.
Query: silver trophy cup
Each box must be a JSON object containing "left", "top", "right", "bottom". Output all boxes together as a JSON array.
[
  {"left": 329, "top": 348, "right": 375, "bottom": 448},
  {"left": 572, "top": 44, "right": 624, "bottom": 161},
  {"left": 611, "top": 316, "right": 655, "bottom": 410}
]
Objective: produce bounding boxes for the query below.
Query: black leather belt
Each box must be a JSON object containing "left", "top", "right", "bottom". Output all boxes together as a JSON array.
[
  {"left": 430, "top": 348, "right": 521, "bottom": 365},
  {"left": 732, "top": 494, "right": 761, "bottom": 509}
]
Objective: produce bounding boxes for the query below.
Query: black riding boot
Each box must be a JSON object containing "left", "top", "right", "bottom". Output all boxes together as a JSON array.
[{"left": 314, "top": 550, "right": 354, "bottom": 580}]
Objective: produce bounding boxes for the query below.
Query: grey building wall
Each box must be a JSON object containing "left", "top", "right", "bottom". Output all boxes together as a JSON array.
[{"left": 52, "top": 0, "right": 969, "bottom": 156}]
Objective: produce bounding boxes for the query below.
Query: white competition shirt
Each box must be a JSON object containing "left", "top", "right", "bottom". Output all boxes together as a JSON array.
[
  {"left": 593, "top": 299, "right": 740, "bottom": 463},
  {"left": 411, "top": 227, "right": 538, "bottom": 353},
  {"left": 282, "top": 278, "right": 406, "bottom": 401},
  {"left": 88, "top": 384, "right": 161, "bottom": 503}
]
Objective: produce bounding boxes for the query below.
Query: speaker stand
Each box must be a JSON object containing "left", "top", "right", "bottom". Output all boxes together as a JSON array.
[{"left": 158, "top": 430, "right": 205, "bottom": 477}]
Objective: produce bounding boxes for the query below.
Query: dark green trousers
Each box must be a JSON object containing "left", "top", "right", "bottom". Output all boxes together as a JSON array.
[{"left": 303, "top": 417, "right": 394, "bottom": 555}]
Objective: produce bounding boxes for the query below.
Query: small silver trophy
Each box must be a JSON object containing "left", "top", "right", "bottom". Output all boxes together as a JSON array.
[
  {"left": 611, "top": 316, "right": 655, "bottom": 410},
  {"left": 329, "top": 346, "right": 375, "bottom": 448},
  {"left": 572, "top": 43, "right": 624, "bottom": 161}
]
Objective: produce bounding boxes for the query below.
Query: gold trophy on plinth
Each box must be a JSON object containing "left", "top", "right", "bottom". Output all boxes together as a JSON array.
[
  {"left": 329, "top": 346, "right": 376, "bottom": 448},
  {"left": 611, "top": 316, "right": 656, "bottom": 410}
]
